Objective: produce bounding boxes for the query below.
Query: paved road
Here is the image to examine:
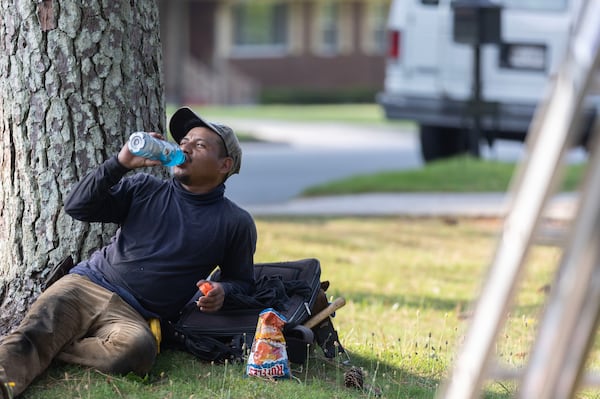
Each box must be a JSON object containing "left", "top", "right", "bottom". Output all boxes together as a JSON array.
[
  {"left": 213, "top": 118, "right": 585, "bottom": 217},
  {"left": 223, "top": 119, "right": 420, "bottom": 206}
]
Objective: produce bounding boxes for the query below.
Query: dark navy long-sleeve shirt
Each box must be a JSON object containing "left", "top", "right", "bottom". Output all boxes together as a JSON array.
[{"left": 64, "top": 156, "right": 257, "bottom": 321}]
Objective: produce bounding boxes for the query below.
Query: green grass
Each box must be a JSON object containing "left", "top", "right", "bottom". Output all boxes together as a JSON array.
[
  {"left": 20, "top": 217, "right": 600, "bottom": 398},
  {"left": 301, "top": 156, "right": 586, "bottom": 196}
]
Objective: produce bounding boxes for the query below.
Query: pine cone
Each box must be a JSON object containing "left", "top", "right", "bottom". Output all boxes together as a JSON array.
[{"left": 344, "top": 367, "right": 364, "bottom": 389}]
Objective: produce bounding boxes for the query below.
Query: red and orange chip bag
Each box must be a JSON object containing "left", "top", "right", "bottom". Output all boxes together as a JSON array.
[{"left": 246, "top": 308, "right": 290, "bottom": 379}]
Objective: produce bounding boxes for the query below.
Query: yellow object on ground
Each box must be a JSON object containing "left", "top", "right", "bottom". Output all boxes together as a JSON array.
[{"left": 148, "top": 318, "right": 162, "bottom": 354}]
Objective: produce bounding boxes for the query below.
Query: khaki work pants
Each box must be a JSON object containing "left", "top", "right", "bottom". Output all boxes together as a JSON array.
[{"left": 0, "top": 274, "right": 157, "bottom": 396}]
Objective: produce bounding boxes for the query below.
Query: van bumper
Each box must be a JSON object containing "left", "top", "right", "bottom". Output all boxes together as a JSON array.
[{"left": 377, "top": 92, "right": 536, "bottom": 139}]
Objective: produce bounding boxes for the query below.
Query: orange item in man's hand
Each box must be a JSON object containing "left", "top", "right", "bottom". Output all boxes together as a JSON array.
[{"left": 199, "top": 282, "right": 213, "bottom": 296}]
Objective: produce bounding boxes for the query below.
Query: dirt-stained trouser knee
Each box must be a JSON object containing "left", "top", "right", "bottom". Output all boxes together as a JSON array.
[{"left": 0, "top": 274, "right": 157, "bottom": 396}]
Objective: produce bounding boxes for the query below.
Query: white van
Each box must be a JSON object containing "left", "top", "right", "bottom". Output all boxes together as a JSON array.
[{"left": 377, "top": 0, "right": 597, "bottom": 162}]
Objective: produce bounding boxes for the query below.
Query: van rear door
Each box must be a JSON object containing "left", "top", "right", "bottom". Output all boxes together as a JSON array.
[{"left": 439, "top": 0, "right": 572, "bottom": 105}]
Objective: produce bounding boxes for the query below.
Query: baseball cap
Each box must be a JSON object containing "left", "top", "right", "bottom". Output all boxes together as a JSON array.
[{"left": 169, "top": 107, "right": 242, "bottom": 178}]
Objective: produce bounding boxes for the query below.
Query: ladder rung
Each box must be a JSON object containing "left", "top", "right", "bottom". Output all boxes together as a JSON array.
[
  {"left": 487, "top": 364, "right": 523, "bottom": 381},
  {"left": 581, "top": 372, "right": 600, "bottom": 387},
  {"left": 489, "top": 365, "right": 600, "bottom": 388},
  {"left": 533, "top": 224, "right": 569, "bottom": 247}
]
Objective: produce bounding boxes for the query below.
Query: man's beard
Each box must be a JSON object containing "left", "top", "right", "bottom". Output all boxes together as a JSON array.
[{"left": 173, "top": 171, "right": 191, "bottom": 185}]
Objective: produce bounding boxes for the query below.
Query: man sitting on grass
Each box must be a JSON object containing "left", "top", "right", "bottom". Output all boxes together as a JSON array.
[{"left": 0, "top": 108, "right": 257, "bottom": 398}]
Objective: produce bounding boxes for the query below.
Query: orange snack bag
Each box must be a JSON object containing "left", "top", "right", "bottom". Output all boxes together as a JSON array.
[{"left": 246, "top": 308, "right": 290, "bottom": 379}]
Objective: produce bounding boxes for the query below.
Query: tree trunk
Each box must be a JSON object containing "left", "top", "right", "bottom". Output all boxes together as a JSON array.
[{"left": 0, "top": 0, "right": 165, "bottom": 334}]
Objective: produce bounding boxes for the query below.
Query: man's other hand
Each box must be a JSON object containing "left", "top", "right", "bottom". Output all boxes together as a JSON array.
[
  {"left": 117, "top": 132, "right": 164, "bottom": 169},
  {"left": 195, "top": 280, "right": 225, "bottom": 312}
]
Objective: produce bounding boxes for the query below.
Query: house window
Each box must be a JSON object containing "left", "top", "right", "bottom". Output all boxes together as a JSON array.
[
  {"left": 369, "top": 1, "right": 389, "bottom": 53},
  {"left": 319, "top": 2, "right": 339, "bottom": 54},
  {"left": 361, "top": 0, "right": 390, "bottom": 54},
  {"left": 311, "top": 0, "right": 361, "bottom": 56},
  {"left": 232, "top": 2, "right": 289, "bottom": 56}
]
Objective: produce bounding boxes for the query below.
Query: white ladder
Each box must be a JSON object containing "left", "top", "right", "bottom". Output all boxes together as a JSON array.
[{"left": 437, "top": 0, "right": 600, "bottom": 397}]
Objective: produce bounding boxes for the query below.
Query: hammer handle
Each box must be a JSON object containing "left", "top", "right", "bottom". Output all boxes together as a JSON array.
[{"left": 303, "top": 297, "right": 346, "bottom": 329}]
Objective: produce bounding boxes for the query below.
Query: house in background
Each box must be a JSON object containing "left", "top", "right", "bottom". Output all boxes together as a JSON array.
[{"left": 159, "top": 0, "right": 390, "bottom": 105}]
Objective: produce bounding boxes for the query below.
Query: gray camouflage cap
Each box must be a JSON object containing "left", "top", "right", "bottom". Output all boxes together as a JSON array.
[{"left": 169, "top": 107, "right": 241, "bottom": 178}]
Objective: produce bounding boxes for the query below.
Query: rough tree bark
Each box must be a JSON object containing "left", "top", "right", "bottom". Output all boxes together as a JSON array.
[{"left": 0, "top": 0, "right": 165, "bottom": 334}]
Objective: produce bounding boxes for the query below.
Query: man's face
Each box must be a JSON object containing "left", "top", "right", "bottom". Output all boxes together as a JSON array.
[{"left": 172, "top": 126, "right": 229, "bottom": 189}]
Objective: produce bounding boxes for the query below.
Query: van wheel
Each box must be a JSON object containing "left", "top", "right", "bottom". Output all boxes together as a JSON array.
[{"left": 419, "top": 125, "right": 469, "bottom": 162}]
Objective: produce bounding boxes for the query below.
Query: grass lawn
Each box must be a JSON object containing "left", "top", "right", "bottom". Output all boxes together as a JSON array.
[{"left": 20, "top": 217, "right": 600, "bottom": 399}]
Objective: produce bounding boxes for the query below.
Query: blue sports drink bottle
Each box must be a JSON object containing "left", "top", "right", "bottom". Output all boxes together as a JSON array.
[{"left": 127, "top": 132, "right": 185, "bottom": 167}]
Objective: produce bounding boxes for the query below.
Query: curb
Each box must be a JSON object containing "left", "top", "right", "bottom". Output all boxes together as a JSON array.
[{"left": 246, "top": 192, "right": 578, "bottom": 220}]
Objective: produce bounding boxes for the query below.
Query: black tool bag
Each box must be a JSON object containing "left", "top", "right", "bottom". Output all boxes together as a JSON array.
[{"left": 162, "top": 258, "right": 326, "bottom": 364}]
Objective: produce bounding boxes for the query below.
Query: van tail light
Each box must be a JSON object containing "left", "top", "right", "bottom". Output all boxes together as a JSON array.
[{"left": 388, "top": 30, "right": 401, "bottom": 61}]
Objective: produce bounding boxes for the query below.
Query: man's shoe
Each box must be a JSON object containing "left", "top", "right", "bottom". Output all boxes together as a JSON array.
[
  {"left": 0, "top": 365, "right": 14, "bottom": 399},
  {"left": 44, "top": 255, "right": 74, "bottom": 290},
  {"left": 0, "top": 380, "right": 13, "bottom": 399}
]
